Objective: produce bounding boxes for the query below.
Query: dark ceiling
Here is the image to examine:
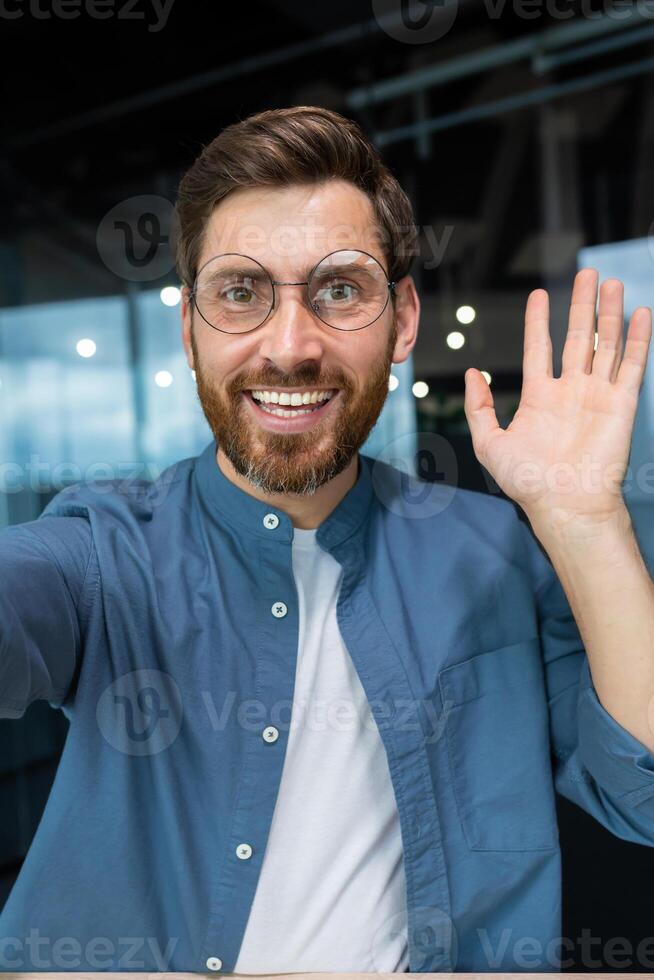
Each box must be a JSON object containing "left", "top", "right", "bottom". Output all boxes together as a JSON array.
[{"left": 2, "top": 0, "right": 654, "bottom": 327}]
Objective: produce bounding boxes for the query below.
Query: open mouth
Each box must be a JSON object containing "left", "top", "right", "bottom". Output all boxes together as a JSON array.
[
  {"left": 245, "top": 389, "right": 336, "bottom": 418},
  {"left": 242, "top": 389, "right": 341, "bottom": 431}
]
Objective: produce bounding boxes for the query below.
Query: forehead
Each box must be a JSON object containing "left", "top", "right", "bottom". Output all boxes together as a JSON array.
[{"left": 198, "top": 179, "right": 386, "bottom": 277}]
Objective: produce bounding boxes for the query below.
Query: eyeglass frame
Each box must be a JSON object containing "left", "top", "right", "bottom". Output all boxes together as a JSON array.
[{"left": 187, "top": 248, "right": 398, "bottom": 335}]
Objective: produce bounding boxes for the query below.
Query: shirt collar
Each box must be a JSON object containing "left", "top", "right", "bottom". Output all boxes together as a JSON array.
[{"left": 193, "top": 437, "right": 374, "bottom": 548}]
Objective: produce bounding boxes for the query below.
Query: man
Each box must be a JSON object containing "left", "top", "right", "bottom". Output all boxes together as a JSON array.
[{"left": 1, "top": 104, "right": 654, "bottom": 974}]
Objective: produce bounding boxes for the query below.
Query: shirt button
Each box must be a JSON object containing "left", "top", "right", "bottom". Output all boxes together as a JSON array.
[
  {"left": 262, "top": 726, "right": 279, "bottom": 743},
  {"left": 236, "top": 843, "right": 253, "bottom": 860},
  {"left": 263, "top": 513, "right": 279, "bottom": 529},
  {"left": 271, "top": 601, "right": 287, "bottom": 618},
  {"left": 206, "top": 957, "right": 223, "bottom": 971}
]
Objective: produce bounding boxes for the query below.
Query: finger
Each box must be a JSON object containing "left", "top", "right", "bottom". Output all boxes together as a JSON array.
[
  {"left": 522, "top": 289, "right": 552, "bottom": 380},
  {"left": 464, "top": 368, "right": 501, "bottom": 461},
  {"left": 592, "top": 278, "right": 624, "bottom": 383},
  {"left": 615, "top": 307, "right": 652, "bottom": 397},
  {"left": 561, "top": 268, "right": 598, "bottom": 376}
]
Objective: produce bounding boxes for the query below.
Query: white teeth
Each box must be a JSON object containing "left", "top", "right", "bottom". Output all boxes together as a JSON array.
[
  {"left": 258, "top": 404, "right": 320, "bottom": 418},
  {"left": 251, "top": 389, "right": 334, "bottom": 406}
]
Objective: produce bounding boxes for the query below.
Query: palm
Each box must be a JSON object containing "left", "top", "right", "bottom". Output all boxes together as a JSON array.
[{"left": 464, "top": 271, "right": 652, "bottom": 524}]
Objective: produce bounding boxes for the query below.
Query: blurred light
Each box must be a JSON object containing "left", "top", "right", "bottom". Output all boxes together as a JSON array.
[
  {"left": 456, "top": 305, "right": 476, "bottom": 325},
  {"left": 160, "top": 286, "right": 181, "bottom": 307},
  {"left": 594, "top": 332, "right": 599, "bottom": 350},
  {"left": 446, "top": 331, "right": 465, "bottom": 350},
  {"left": 388, "top": 374, "right": 399, "bottom": 391},
  {"left": 191, "top": 369, "right": 197, "bottom": 381},
  {"left": 481, "top": 370, "right": 492, "bottom": 385},
  {"left": 154, "top": 370, "right": 173, "bottom": 388},
  {"left": 412, "top": 381, "right": 429, "bottom": 398},
  {"left": 76, "top": 338, "right": 96, "bottom": 358}
]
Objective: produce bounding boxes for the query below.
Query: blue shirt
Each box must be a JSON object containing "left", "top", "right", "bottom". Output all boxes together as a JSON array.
[{"left": 2, "top": 437, "right": 654, "bottom": 973}]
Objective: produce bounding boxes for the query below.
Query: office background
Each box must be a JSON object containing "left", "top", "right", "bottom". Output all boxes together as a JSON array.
[{"left": 2, "top": 0, "right": 654, "bottom": 971}]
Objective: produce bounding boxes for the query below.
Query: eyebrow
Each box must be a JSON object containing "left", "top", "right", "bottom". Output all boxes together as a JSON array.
[
  {"left": 201, "top": 263, "right": 269, "bottom": 281},
  {"left": 311, "top": 262, "right": 377, "bottom": 279},
  {"left": 200, "top": 258, "right": 380, "bottom": 281}
]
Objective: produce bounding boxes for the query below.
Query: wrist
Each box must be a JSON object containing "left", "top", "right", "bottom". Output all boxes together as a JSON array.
[{"left": 524, "top": 501, "right": 633, "bottom": 550}]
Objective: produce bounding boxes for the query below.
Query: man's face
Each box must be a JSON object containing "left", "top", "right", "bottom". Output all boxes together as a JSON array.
[{"left": 181, "top": 179, "right": 417, "bottom": 496}]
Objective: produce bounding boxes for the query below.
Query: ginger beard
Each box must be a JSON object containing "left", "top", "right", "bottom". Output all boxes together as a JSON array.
[{"left": 190, "top": 316, "right": 398, "bottom": 496}]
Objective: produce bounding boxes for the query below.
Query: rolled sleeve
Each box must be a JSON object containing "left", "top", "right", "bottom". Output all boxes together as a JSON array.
[
  {"left": 577, "top": 655, "right": 654, "bottom": 807},
  {"left": 516, "top": 510, "right": 654, "bottom": 846}
]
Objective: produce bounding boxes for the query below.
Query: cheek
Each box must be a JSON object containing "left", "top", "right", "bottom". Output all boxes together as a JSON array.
[
  {"left": 352, "top": 336, "right": 390, "bottom": 376},
  {"left": 195, "top": 339, "right": 244, "bottom": 383},
  {"left": 336, "top": 332, "right": 372, "bottom": 369}
]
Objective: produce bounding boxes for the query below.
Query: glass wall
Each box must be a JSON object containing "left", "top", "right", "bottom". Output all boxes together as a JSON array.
[{"left": 0, "top": 289, "right": 417, "bottom": 528}]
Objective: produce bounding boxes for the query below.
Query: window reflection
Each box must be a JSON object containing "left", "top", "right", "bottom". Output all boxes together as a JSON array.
[{"left": 0, "top": 290, "right": 417, "bottom": 529}]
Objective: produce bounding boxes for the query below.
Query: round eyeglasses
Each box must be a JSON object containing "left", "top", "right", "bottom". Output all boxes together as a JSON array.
[{"left": 188, "top": 249, "right": 396, "bottom": 334}]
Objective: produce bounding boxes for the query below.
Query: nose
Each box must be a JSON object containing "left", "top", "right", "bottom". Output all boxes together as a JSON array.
[{"left": 256, "top": 284, "right": 327, "bottom": 374}]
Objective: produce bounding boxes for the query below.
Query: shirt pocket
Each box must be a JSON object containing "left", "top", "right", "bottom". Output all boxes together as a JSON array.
[{"left": 437, "top": 636, "right": 559, "bottom": 852}]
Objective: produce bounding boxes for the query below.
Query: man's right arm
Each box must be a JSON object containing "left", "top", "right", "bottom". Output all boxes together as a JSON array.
[{"left": 0, "top": 514, "right": 95, "bottom": 719}]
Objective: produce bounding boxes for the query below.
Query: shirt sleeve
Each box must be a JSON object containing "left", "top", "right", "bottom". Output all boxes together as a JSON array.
[
  {"left": 515, "top": 512, "right": 654, "bottom": 847},
  {"left": 0, "top": 512, "right": 96, "bottom": 719}
]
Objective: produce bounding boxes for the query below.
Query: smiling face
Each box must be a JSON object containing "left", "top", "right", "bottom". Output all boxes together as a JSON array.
[{"left": 181, "top": 178, "right": 419, "bottom": 496}]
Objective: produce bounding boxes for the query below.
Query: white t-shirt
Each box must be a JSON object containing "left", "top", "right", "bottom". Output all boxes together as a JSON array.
[{"left": 233, "top": 526, "right": 409, "bottom": 973}]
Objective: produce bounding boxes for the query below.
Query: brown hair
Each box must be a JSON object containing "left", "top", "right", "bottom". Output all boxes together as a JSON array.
[{"left": 173, "top": 105, "right": 418, "bottom": 290}]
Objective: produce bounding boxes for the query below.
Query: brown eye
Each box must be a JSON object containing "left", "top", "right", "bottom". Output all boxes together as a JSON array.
[
  {"left": 225, "top": 286, "right": 255, "bottom": 304},
  {"left": 327, "top": 282, "right": 357, "bottom": 301},
  {"left": 315, "top": 280, "right": 358, "bottom": 305}
]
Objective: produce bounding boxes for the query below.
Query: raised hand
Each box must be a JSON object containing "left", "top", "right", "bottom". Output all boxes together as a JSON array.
[{"left": 464, "top": 268, "right": 652, "bottom": 527}]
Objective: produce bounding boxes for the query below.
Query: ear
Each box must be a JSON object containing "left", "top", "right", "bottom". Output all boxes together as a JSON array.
[
  {"left": 181, "top": 285, "right": 195, "bottom": 371},
  {"left": 391, "top": 275, "right": 420, "bottom": 365}
]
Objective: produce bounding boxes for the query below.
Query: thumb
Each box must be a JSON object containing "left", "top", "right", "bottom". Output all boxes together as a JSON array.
[{"left": 464, "top": 368, "right": 500, "bottom": 458}]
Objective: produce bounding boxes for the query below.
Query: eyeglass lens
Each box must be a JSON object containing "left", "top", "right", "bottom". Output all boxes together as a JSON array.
[{"left": 192, "top": 250, "right": 390, "bottom": 333}]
